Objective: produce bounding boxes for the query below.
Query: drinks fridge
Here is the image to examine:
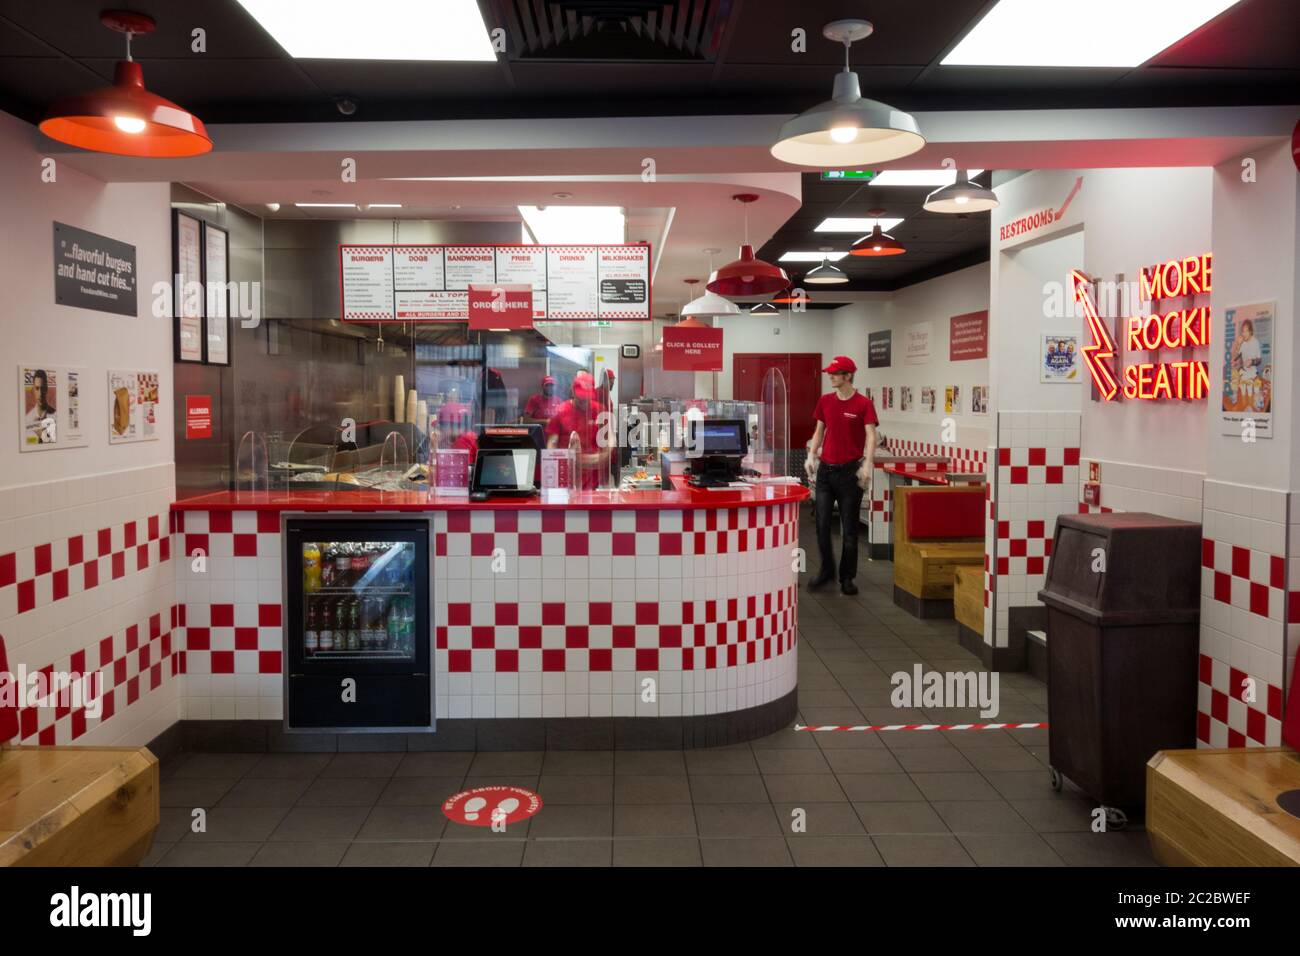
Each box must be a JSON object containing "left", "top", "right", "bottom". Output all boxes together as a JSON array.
[{"left": 285, "top": 518, "right": 432, "bottom": 731}]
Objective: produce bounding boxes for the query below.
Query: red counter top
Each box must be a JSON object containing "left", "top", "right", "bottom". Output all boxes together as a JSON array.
[{"left": 172, "top": 479, "right": 809, "bottom": 513}]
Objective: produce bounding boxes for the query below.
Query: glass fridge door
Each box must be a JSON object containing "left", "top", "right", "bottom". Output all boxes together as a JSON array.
[{"left": 299, "top": 537, "right": 419, "bottom": 664}]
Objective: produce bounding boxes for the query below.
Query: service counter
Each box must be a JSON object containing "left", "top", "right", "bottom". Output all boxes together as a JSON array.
[{"left": 169, "top": 479, "right": 807, "bottom": 749}]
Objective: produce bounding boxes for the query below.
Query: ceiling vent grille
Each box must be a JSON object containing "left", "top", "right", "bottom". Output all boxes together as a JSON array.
[{"left": 489, "top": 0, "right": 730, "bottom": 60}]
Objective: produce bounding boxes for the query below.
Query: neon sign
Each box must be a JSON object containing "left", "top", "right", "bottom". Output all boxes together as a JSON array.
[{"left": 1072, "top": 252, "right": 1212, "bottom": 403}]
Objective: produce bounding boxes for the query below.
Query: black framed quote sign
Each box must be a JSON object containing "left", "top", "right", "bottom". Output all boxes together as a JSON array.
[
  {"left": 173, "top": 211, "right": 204, "bottom": 363},
  {"left": 204, "top": 223, "right": 230, "bottom": 366}
]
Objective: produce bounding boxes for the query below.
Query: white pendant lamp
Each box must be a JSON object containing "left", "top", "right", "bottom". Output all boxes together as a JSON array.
[
  {"left": 680, "top": 276, "right": 740, "bottom": 318},
  {"left": 771, "top": 20, "right": 925, "bottom": 169},
  {"left": 923, "top": 170, "right": 1000, "bottom": 213},
  {"left": 804, "top": 254, "right": 849, "bottom": 285}
]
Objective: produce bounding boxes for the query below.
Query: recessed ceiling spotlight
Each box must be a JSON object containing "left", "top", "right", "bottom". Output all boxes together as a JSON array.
[
  {"left": 265, "top": 203, "right": 280, "bottom": 212},
  {"left": 552, "top": 192, "right": 573, "bottom": 199}
]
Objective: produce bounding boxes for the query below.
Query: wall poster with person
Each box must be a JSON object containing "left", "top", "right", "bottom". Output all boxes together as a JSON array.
[
  {"left": 1220, "top": 301, "right": 1274, "bottom": 438},
  {"left": 17, "top": 364, "right": 87, "bottom": 452}
]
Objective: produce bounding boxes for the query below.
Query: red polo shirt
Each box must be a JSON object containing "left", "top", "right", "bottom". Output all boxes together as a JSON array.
[
  {"left": 544, "top": 400, "right": 605, "bottom": 489},
  {"left": 814, "top": 390, "right": 878, "bottom": 465},
  {"left": 524, "top": 392, "right": 563, "bottom": 420}
]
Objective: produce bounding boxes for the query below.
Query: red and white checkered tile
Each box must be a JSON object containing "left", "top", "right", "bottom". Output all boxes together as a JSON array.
[
  {"left": 1196, "top": 480, "right": 1291, "bottom": 747},
  {"left": 985, "top": 411, "right": 1082, "bottom": 650},
  {"left": 868, "top": 438, "right": 988, "bottom": 552}
]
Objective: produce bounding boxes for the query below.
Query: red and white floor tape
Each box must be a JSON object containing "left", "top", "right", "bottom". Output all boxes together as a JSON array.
[{"left": 795, "top": 722, "right": 1047, "bottom": 732}]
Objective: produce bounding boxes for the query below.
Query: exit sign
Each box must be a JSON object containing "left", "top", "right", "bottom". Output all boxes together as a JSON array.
[
  {"left": 821, "top": 170, "right": 878, "bottom": 181},
  {"left": 590, "top": 320, "right": 613, "bottom": 328}
]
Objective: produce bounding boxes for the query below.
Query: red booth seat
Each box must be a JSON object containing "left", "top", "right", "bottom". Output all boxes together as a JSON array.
[{"left": 906, "top": 490, "right": 984, "bottom": 540}]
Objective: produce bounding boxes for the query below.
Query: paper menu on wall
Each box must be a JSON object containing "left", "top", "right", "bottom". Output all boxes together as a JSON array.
[
  {"left": 546, "top": 246, "right": 599, "bottom": 318},
  {"left": 393, "top": 246, "right": 445, "bottom": 290},
  {"left": 597, "top": 245, "right": 649, "bottom": 318},
  {"left": 443, "top": 247, "right": 496, "bottom": 289},
  {"left": 341, "top": 247, "right": 395, "bottom": 320}
]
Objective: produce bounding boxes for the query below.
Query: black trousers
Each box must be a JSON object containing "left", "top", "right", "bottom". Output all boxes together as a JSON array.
[{"left": 815, "top": 458, "right": 865, "bottom": 583}]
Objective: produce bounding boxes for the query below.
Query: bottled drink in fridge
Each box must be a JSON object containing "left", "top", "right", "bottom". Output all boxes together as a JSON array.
[
  {"left": 318, "top": 600, "right": 334, "bottom": 654},
  {"left": 304, "top": 602, "right": 320, "bottom": 653},
  {"left": 333, "top": 546, "right": 352, "bottom": 590},
  {"left": 303, "top": 542, "right": 322, "bottom": 592}
]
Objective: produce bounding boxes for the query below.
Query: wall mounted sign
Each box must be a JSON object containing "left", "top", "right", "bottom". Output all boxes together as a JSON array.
[
  {"left": 662, "top": 326, "right": 724, "bottom": 372},
  {"left": 17, "top": 364, "right": 87, "bottom": 452},
  {"left": 173, "top": 212, "right": 203, "bottom": 361},
  {"left": 339, "top": 244, "right": 651, "bottom": 322},
  {"left": 904, "top": 322, "right": 932, "bottom": 366},
  {"left": 1073, "top": 254, "right": 1212, "bottom": 403},
  {"left": 185, "top": 394, "right": 212, "bottom": 440},
  {"left": 108, "top": 369, "right": 159, "bottom": 444},
  {"left": 1040, "top": 332, "right": 1081, "bottom": 384},
  {"left": 467, "top": 283, "right": 534, "bottom": 331},
  {"left": 867, "top": 330, "right": 892, "bottom": 368},
  {"left": 1220, "top": 300, "right": 1274, "bottom": 438},
  {"left": 204, "top": 223, "right": 230, "bottom": 365},
  {"left": 949, "top": 310, "right": 989, "bottom": 361},
  {"left": 53, "top": 222, "right": 137, "bottom": 317},
  {"left": 998, "top": 176, "right": 1082, "bottom": 245}
]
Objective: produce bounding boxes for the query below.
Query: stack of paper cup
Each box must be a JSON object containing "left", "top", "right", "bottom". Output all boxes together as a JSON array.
[
  {"left": 405, "top": 389, "right": 418, "bottom": 428},
  {"left": 393, "top": 375, "right": 405, "bottom": 422},
  {"left": 416, "top": 400, "right": 429, "bottom": 437}
]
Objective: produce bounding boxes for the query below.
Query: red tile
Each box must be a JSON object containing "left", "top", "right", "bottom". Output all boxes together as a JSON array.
[
  {"left": 235, "top": 628, "right": 258, "bottom": 651},
  {"left": 612, "top": 532, "right": 636, "bottom": 556},
  {"left": 1045, "top": 466, "right": 1063, "bottom": 484},
  {"left": 38, "top": 726, "right": 55, "bottom": 746},
  {"left": 448, "top": 603, "right": 471, "bottom": 626},
  {"left": 1028, "top": 448, "right": 1046, "bottom": 466},
  {"left": 1210, "top": 689, "right": 1228, "bottom": 723},
  {"left": 126, "top": 625, "right": 139, "bottom": 652},
  {"left": 613, "top": 626, "right": 635, "bottom": 648},
  {"left": 589, "top": 511, "right": 611, "bottom": 533},
  {"left": 541, "top": 649, "right": 565, "bottom": 672},
  {"left": 636, "top": 603, "right": 658, "bottom": 625},
  {"left": 137, "top": 544, "right": 150, "bottom": 569},
  {"left": 565, "top": 626, "right": 588, "bottom": 648},
  {"left": 659, "top": 625, "right": 682, "bottom": 648},
  {"left": 187, "top": 627, "right": 210, "bottom": 650},
  {"left": 184, "top": 533, "right": 209, "bottom": 559},
  {"left": 150, "top": 613, "right": 162, "bottom": 640},
  {"left": 124, "top": 522, "right": 137, "bottom": 548},
  {"left": 471, "top": 627, "right": 494, "bottom": 649},
  {"left": 1198, "top": 654, "right": 1213, "bottom": 685},
  {"left": 997, "top": 447, "right": 1011, "bottom": 466},
  {"left": 101, "top": 688, "right": 116, "bottom": 722},
  {"left": 519, "top": 626, "right": 542, "bottom": 649},
  {"left": 1063, "top": 448, "right": 1080, "bottom": 465},
  {"left": 138, "top": 644, "right": 152, "bottom": 670},
  {"left": 1197, "top": 711, "right": 1210, "bottom": 744},
  {"left": 564, "top": 533, "right": 588, "bottom": 556},
  {"left": 98, "top": 528, "right": 112, "bottom": 557},
  {"left": 997, "top": 521, "right": 1009, "bottom": 539},
  {"left": 259, "top": 604, "right": 282, "bottom": 627},
  {"left": 1026, "top": 556, "right": 1044, "bottom": 575},
  {"left": 160, "top": 537, "right": 171, "bottom": 562},
  {"left": 263, "top": 651, "right": 287, "bottom": 675},
  {"left": 470, "top": 533, "right": 494, "bottom": 556},
  {"left": 658, "top": 533, "right": 681, "bottom": 556},
  {"left": 70, "top": 708, "right": 87, "bottom": 741},
  {"left": 1201, "top": 538, "right": 1215, "bottom": 568},
  {"left": 148, "top": 515, "right": 160, "bottom": 540},
  {"left": 211, "top": 651, "right": 235, "bottom": 674},
  {"left": 66, "top": 535, "right": 84, "bottom": 566},
  {"left": 0, "top": 552, "right": 14, "bottom": 588},
  {"left": 1010, "top": 466, "right": 1028, "bottom": 485},
  {"left": 1249, "top": 582, "right": 1269, "bottom": 617},
  {"left": 542, "top": 511, "right": 565, "bottom": 533},
  {"left": 233, "top": 534, "right": 258, "bottom": 557},
  {"left": 1270, "top": 555, "right": 1285, "bottom": 590},
  {"left": 1231, "top": 546, "right": 1250, "bottom": 579},
  {"left": 518, "top": 532, "right": 542, "bottom": 556},
  {"left": 52, "top": 569, "right": 69, "bottom": 601},
  {"left": 435, "top": 626, "right": 447, "bottom": 649},
  {"left": 1246, "top": 706, "right": 1266, "bottom": 743},
  {"left": 17, "top": 580, "right": 35, "bottom": 614},
  {"left": 1229, "top": 667, "right": 1246, "bottom": 697},
  {"left": 636, "top": 512, "right": 659, "bottom": 532},
  {"left": 34, "top": 543, "right": 52, "bottom": 576},
  {"left": 495, "top": 650, "right": 518, "bottom": 672},
  {"left": 542, "top": 603, "right": 565, "bottom": 626},
  {"left": 1227, "top": 729, "right": 1246, "bottom": 749},
  {"left": 589, "top": 602, "right": 612, "bottom": 625},
  {"left": 635, "top": 648, "right": 659, "bottom": 670},
  {"left": 99, "top": 636, "right": 114, "bottom": 669},
  {"left": 257, "top": 511, "right": 280, "bottom": 534},
  {"left": 447, "top": 511, "right": 470, "bottom": 533},
  {"left": 1290, "top": 591, "right": 1300, "bottom": 624},
  {"left": 435, "top": 534, "right": 447, "bottom": 556},
  {"left": 1027, "top": 520, "right": 1045, "bottom": 539},
  {"left": 1009, "top": 539, "right": 1026, "bottom": 557},
  {"left": 448, "top": 650, "right": 471, "bottom": 672},
  {"left": 587, "top": 649, "right": 611, "bottom": 671},
  {"left": 19, "top": 707, "right": 37, "bottom": 741},
  {"left": 1268, "top": 683, "right": 1283, "bottom": 720},
  {"left": 209, "top": 511, "right": 232, "bottom": 534},
  {"left": 1213, "top": 572, "right": 1231, "bottom": 604},
  {"left": 496, "top": 604, "right": 518, "bottom": 626},
  {"left": 997, "top": 557, "right": 1009, "bottom": 576},
  {"left": 493, "top": 511, "right": 518, "bottom": 533}
]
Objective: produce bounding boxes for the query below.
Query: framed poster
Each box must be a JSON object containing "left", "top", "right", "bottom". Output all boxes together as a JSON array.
[
  {"left": 1220, "top": 301, "right": 1274, "bottom": 438},
  {"left": 53, "top": 222, "right": 137, "bottom": 317},
  {"left": 971, "top": 385, "right": 989, "bottom": 415},
  {"left": 867, "top": 330, "right": 892, "bottom": 368},
  {"left": 204, "top": 223, "right": 230, "bottom": 366},
  {"left": 900, "top": 386, "right": 913, "bottom": 412},
  {"left": 904, "top": 322, "right": 932, "bottom": 366},
  {"left": 921, "top": 387, "right": 936, "bottom": 414},
  {"left": 1040, "top": 332, "right": 1081, "bottom": 383},
  {"left": 944, "top": 386, "right": 961, "bottom": 414},
  {"left": 949, "top": 310, "right": 988, "bottom": 361},
  {"left": 108, "top": 369, "right": 160, "bottom": 444},
  {"left": 17, "top": 364, "right": 88, "bottom": 452},
  {"left": 173, "top": 211, "right": 204, "bottom": 363}
]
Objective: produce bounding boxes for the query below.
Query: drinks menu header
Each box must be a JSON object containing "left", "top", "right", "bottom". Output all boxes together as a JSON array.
[{"left": 340, "top": 243, "right": 651, "bottom": 322}]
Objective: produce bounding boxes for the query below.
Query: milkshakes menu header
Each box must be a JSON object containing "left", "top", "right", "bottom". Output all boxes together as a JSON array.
[{"left": 339, "top": 243, "right": 651, "bottom": 322}]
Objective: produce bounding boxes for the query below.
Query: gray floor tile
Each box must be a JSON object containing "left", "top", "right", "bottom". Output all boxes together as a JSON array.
[
  {"left": 787, "top": 836, "right": 885, "bottom": 867},
  {"left": 613, "top": 837, "right": 702, "bottom": 867},
  {"left": 835, "top": 773, "right": 925, "bottom": 802},
  {"left": 249, "top": 842, "right": 348, "bottom": 867},
  {"left": 753, "top": 749, "right": 832, "bottom": 774},
  {"left": 891, "top": 747, "right": 976, "bottom": 773},
  {"left": 614, "top": 774, "right": 694, "bottom": 804},
  {"left": 686, "top": 774, "right": 769, "bottom": 804},
  {"left": 775, "top": 802, "right": 866, "bottom": 837},
  {"left": 872, "top": 834, "right": 976, "bottom": 867},
  {"left": 932, "top": 800, "right": 1034, "bottom": 834},
  {"left": 958, "top": 833, "right": 1065, "bottom": 866},
  {"left": 684, "top": 748, "right": 758, "bottom": 775},
  {"left": 378, "top": 776, "right": 466, "bottom": 806},
  {"left": 700, "top": 837, "right": 793, "bottom": 867},
  {"left": 156, "top": 808, "right": 194, "bottom": 843},
  {"left": 468, "top": 751, "right": 546, "bottom": 775},
  {"left": 216, "top": 776, "right": 312, "bottom": 808},
  {"left": 461, "top": 774, "right": 541, "bottom": 793},
  {"left": 761, "top": 773, "right": 847, "bottom": 803},
  {"left": 523, "top": 839, "right": 612, "bottom": 867},
  {"left": 183, "top": 806, "right": 289, "bottom": 843},
  {"left": 341, "top": 842, "right": 436, "bottom": 866},
  {"left": 961, "top": 746, "right": 1046, "bottom": 773},
  {"left": 357, "top": 805, "right": 448, "bottom": 841},
  {"left": 394, "top": 752, "right": 475, "bottom": 777},
  {"left": 541, "top": 750, "right": 615, "bottom": 775},
  {"left": 880, "top": 731, "right": 960, "bottom": 750},
  {"left": 823, "top": 748, "right": 905, "bottom": 774},
  {"left": 750, "top": 725, "right": 821, "bottom": 750},
  {"left": 432, "top": 840, "right": 525, "bottom": 867},
  {"left": 156, "top": 842, "right": 261, "bottom": 867},
  {"left": 982, "top": 770, "right": 1063, "bottom": 801},
  {"left": 137, "top": 841, "right": 173, "bottom": 867},
  {"left": 246, "top": 753, "right": 333, "bottom": 779},
  {"left": 854, "top": 801, "right": 950, "bottom": 835},
  {"left": 812, "top": 730, "right": 888, "bottom": 750},
  {"left": 527, "top": 804, "right": 614, "bottom": 838},
  {"left": 694, "top": 803, "right": 782, "bottom": 838},
  {"left": 171, "top": 753, "right": 261, "bottom": 779},
  {"left": 161, "top": 777, "right": 236, "bottom": 808},
  {"left": 1041, "top": 831, "right": 1158, "bottom": 866},
  {"left": 614, "top": 804, "right": 697, "bottom": 837},
  {"left": 909, "top": 772, "right": 1003, "bottom": 802},
  {"left": 535, "top": 775, "right": 614, "bottom": 805},
  {"left": 613, "top": 750, "right": 687, "bottom": 775},
  {"left": 1009, "top": 796, "right": 1097, "bottom": 833},
  {"left": 320, "top": 753, "right": 403, "bottom": 778},
  {"left": 270, "top": 805, "right": 371, "bottom": 843},
  {"left": 943, "top": 729, "right": 1022, "bottom": 749},
  {"left": 298, "top": 777, "right": 387, "bottom": 807}
]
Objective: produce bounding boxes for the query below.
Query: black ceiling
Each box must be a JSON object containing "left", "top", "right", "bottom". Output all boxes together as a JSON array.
[
  {"left": 755, "top": 172, "right": 992, "bottom": 293},
  {"left": 0, "top": 0, "right": 1297, "bottom": 124}
]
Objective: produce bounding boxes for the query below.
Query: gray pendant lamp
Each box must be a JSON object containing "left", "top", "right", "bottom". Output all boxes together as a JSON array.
[
  {"left": 771, "top": 19, "right": 925, "bottom": 168},
  {"left": 923, "top": 170, "right": 1000, "bottom": 213},
  {"left": 804, "top": 253, "right": 849, "bottom": 285}
]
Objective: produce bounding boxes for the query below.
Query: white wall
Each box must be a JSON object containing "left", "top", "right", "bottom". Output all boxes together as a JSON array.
[
  {"left": 712, "top": 308, "right": 840, "bottom": 400},
  {"left": 830, "top": 264, "right": 991, "bottom": 454},
  {"left": 0, "top": 109, "right": 178, "bottom": 747}
]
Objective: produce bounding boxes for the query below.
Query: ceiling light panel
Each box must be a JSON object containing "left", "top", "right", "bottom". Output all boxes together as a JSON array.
[
  {"left": 814, "top": 217, "right": 903, "bottom": 233},
  {"left": 869, "top": 169, "right": 985, "bottom": 188},
  {"left": 778, "top": 251, "right": 850, "bottom": 263},
  {"left": 941, "top": 0, "right": 1241, "bottom": 68},
  {"left": 234, "top": 0, "right": 497, "bottom": 60},
  {"left": 518, "top": 206, "right": 626, "bottom": 245}
]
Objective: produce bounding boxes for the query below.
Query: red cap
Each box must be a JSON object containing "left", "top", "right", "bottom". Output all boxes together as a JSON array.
[
  {"left": 572, "top": 371, "right": 596, "bottom": 399},
  {"left": 542, "top": 375, "right": 555, "bottom": 385},
  {"left": 823, "top": 355, "right": 857, "bottom": 374}
]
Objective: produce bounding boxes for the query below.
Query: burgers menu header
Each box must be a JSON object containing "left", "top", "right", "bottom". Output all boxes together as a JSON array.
[{"left": 339, "top": 243, "right": 651, "bottom": 322}]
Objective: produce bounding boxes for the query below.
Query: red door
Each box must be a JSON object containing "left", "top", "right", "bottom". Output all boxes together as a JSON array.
[{"left": 733, "top": 353, "right": 822, "bottom": 447}]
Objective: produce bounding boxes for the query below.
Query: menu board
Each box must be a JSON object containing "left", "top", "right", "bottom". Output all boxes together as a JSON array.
[
  {"left": 204, "top": 224, "right": 230, "bottom": 365},
  {"left": 340, "top": 246, "right": 395, "bottom": 320},
  {"left": 175, "top": 213, "right": 203, "bottom": 361},
  {"left": 108, "top": 369, "right": 160, "bottom": 445},
  {"left": 340, "top": 243, "right": 650, "bottom": 322}
]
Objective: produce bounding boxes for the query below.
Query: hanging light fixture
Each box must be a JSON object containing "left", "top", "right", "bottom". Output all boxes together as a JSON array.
[
  {"left": 750, "top": 301, "right": 779, "bottom": 314},
  {"left": 771, "top": 286, "right": 811, "bottom": 305},
  {"left": 771, "top": 19, "right": 924, "bottom": 168},
  {"left": 804, "top": 251, "right": 849, "bottom": 285},
  {"left": 680, "top": 275, "right": 740, "bottom": 318},
  {"left": 707, "top": 194, "right": 789, "bottom": 298},
  {"left": 923, "top": 170, "right": 1000, "bottom": 214},
  {"left": 850, "top": 208, "right": 907, "bottom": 257},
  {"left": 39, "top": 11, "right": 211, "bottom": 157}
]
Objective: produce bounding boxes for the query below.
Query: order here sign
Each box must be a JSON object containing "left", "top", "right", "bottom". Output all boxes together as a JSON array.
[{"left": 662, "top": 326, "right": 723, "bottom": 371}]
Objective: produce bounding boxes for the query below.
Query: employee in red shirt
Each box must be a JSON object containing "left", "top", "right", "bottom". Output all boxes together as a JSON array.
[
  {"left": 523, "top": 375, "right": 563, "bottom": 424},
  {"left": 807, "top": 355, "right": 878, "bottom": 595},
  {"left": 544, "top": 371, "right": 609, "bottom": 490}
]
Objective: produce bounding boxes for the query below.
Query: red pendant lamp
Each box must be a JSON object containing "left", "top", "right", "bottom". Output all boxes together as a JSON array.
[
  {"left": 771, "top": 286, "right": 811, "bottom": 305},
  {"left": 850, "top": 208, "right": 906, "bottom": 257},
  {"left": 707, "top": 194, "right": 789, "bottom": 298},
  {"left": 39, "top": 11, "right": 212, "bottom": 158}
]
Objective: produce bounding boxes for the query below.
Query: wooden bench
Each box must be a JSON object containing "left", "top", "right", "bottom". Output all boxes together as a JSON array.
[
  {"left": 0, "top": 746, "right": 160, "bottom": 867},
  {"left": 1146, "top": 747, "right": 1300, "bottom": 866},
  {"left": 953, "top": 565, "right": 984, "bottom": 638},
  {"left": 892, "top": 484, "right": 986, "bottom": 618}
]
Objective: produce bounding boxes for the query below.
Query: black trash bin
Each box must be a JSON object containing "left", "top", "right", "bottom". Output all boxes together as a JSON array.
[{"left": 1037, "top": 512, "right": 1201, "bottom": 821}]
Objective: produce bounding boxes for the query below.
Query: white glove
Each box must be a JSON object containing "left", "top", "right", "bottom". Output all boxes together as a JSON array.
[
  {"left": 804, "top": 443, "right": 819, "bottom": 480},
  {"left": 856, "top": 460, "right": 872, "bottom": 491}
]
